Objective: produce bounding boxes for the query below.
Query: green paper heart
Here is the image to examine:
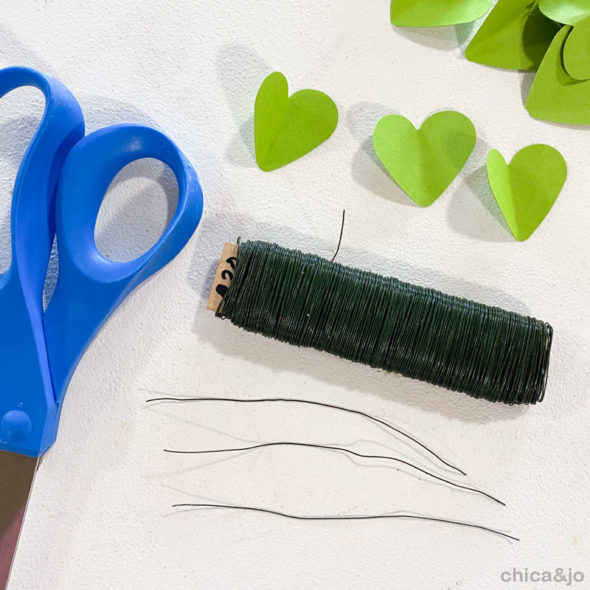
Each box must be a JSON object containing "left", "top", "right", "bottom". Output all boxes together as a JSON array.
[
  {"left": 563, "top": 15, "right": 590, "bottom": 79},
  {"left": 390, "top": 0, "right": 493, "bottom": 27},
  {"left": 539, "top": 1, "right": 590, "bottom": 80},
  {"left": 487, "top": 145, "right": 567, "bottom": 241},
  {"left": 539, "top": 0, "right": 590, "bottom": 24},
  {"left": 373, "top": 111, "right": 476, "bottom": 207},
  {"left": 527, "top": 26, "right": 590, "bottom": 123},
  {"left": 465, "top": 0, "right": 559, "bottom": 71},
  {"left": 254, "top": 72, "right": 338, "bottom": 172}
]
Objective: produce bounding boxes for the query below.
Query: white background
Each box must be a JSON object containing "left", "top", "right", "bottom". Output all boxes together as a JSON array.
[{"left": 1, "top": 1, "right": 589, "bottom": 589}]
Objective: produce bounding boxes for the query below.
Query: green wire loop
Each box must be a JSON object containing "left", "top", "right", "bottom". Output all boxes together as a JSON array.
[{"left": 217, "top": 241, "right": 553, "bottom": 405}]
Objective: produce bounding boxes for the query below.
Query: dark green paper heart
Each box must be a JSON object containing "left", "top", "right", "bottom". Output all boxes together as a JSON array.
[{"left": 254, "top": 72, "right": 338, "bottom": 172}]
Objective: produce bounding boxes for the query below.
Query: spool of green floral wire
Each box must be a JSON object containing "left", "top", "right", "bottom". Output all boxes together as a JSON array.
[{"left": 209, "top": 240, "right": 553, "bottom": 405}]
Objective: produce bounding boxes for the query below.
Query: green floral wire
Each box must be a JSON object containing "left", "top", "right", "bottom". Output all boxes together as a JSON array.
[{"left": 216, "top": 241, "right": 553, "bottom": 405}]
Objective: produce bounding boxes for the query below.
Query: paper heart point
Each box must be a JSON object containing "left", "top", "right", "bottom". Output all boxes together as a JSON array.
[
  {"left": 254, "top": 72, "right": 338, "bottom": 172},
  {"left": 373, "top": 111, "right": 476, "bottom": 207},
  {"left": 390, "top": 0, "right": 493, "bottom": 26},
  {"left": 487, "top": 145, "right": 567, "bottom": 241}
]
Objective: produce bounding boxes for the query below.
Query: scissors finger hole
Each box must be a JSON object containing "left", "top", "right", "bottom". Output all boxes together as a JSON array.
[
  {"left": 94, "top": 158, "right": 178, "bottom": 263},
  {"left": 0, "top": 86, "right": 44, "bottom": 274}
]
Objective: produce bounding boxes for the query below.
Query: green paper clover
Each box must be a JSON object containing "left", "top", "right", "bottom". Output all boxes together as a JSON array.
[
  {"left": 466, "top": 0, "right": 559, "bottom": 71},
  {"left": 390, "top": 0, "right": 590, "bottom": 124},
  {"left": 254, "top": 72, "right": 338, "bottom": 172},
  {"left": 373, "top": 111, "right": 476, "bottom": 207},
  {"left": 487, "top": 145, "right": 567, "bottom": 241},
  {"left": 390, "top": 0, "right": 493, "bottom": 27}
]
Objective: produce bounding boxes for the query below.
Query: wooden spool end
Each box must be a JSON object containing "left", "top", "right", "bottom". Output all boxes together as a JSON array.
[{"left": 207, "top": 242, "right": 239, "bottom": 312}]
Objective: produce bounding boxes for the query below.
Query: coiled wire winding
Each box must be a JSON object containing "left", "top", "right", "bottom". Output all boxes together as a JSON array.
[{"left": 216, "top": 241, "right": 553, "bottom": 405}]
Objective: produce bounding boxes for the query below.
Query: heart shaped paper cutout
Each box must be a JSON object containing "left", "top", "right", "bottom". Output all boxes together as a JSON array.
[
  {"left": 254, "top": 72, "right": 338, "bottom": 172},
  {"left": 539, "top": 0, "right": 589, "bottom": 24},
  {"left": 527, "top": 26, "right": 590, "bottom": 123},
  {"left": 562, "top": 15, "right": 590, "bottom": 79},
  {"left": 487, "top": 145, "right": 567, "bottom": 241},
  {"left": 373, "top": 111, "right": 476, "bottom": 207},
  {"left": 539, "top": 1, "right": 590, "bottom": 80},
  {"left": 390, "top": 0, "right": 493, "bottom": 27},
  {"left": 465, "top": 0, "right": 559, "bottom": 71}
]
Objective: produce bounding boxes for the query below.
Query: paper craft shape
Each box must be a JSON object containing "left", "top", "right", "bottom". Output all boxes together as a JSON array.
[
  {"left": 539, "top": 0, "right": 590, "bottom": 24},
  {"left": 487, "top": 145, "right": 567, "bottom": 241},
  {"left": 254, "top": 72, "right": 338, "bottom": 172},
  {"left": 373, "top": 111, "right": 476, "bottom": 207},
  {"left": 540, "top": 1, "right": 590, "bottom": 79},
  {"left": 465, "top": 0, "right": 559, "bottom": 71},
  {"left": 390, "top": 0, "right": 493, "bottom": 27},
  {"left": 562, "top": 15, "right": 590, "bottom": 79},
  {"left": 527, "top": 26, "right": 590, "bottom": 123}
]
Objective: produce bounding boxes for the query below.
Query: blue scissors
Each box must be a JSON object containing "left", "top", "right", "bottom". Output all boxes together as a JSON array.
[{"left": 0, "top": 67, "right": 203, "bottom": 587}]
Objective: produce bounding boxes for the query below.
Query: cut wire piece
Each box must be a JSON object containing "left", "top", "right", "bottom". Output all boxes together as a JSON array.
[
  {"left": 171, "top": 503, "right": 520, "bottom": 542},
  {"left": 164, "top": 441, "right": 504, "bottom": 506},
  {"left": 144, "top": 393, "right": 466, "bottom": 476}
]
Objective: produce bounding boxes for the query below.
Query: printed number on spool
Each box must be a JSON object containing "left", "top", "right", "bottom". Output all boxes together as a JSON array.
[{"left": 207, "top": 242, "right": 238, "bottom": 311}]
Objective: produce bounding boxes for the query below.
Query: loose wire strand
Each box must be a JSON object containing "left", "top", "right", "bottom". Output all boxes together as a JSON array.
[
  {"left": 171, "top": 503, "right": 519, "bottom": 542},
  {"left": 330, "top": 209, "right": 346, "bottom": 263},
  {"left": 144, "top": 394, "right": 466, "bottom": 476},
  {"left": 164, "top": 441, "right": 503, "bottom": 506}
]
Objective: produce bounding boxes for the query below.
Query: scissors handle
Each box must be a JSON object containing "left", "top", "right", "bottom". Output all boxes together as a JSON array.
[
  {"left": 0, "top": 67, "right": 84, "bottom": 457},
  {"left": 0, "top": 67, "right": 85, "bottom": 293},
  {"left": 44, "top": 124, "right": 203, "bottom": 406}
]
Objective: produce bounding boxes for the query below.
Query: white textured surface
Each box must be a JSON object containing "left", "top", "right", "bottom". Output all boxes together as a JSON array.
[{"left": 1, "top": 2, "right": 589, "bottom": 589}]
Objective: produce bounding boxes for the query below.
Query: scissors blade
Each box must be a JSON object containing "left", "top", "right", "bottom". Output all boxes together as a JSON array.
[{"left": 0, "top": 451, "right": 39, "bottom": 589}]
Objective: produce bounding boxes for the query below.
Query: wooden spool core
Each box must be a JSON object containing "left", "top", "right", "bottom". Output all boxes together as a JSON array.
[{"left": 207, "top": 242, "right": 239, "bottom": 312}]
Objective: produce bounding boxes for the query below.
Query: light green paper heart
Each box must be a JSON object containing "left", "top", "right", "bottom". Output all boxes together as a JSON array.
[
  {"left": 563, "top": 15, "right": 590, "bottom": 79},
  {"left": 254, "top": 72, "right": 338, "bottom": 172},
  {"left": 390, "top": 0, "right": 493, "bottom": 27},
  {"left": 465, "top": 0, "right": 559, "bottom": 71},
  {"left": 539, "top": 0, "right": 590, "bottom": 24},
  {"left": 373, "top": 111, "right": 476, "bottom": 207},
  {"left": 526, "top": 26, "right": 590, "bottom": 123},
  {"left": 539, "top": 1, "right": 590, "bottom": 80},
  {"left": 487, "top": 145, "right": 567, "bottom": 241}
]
